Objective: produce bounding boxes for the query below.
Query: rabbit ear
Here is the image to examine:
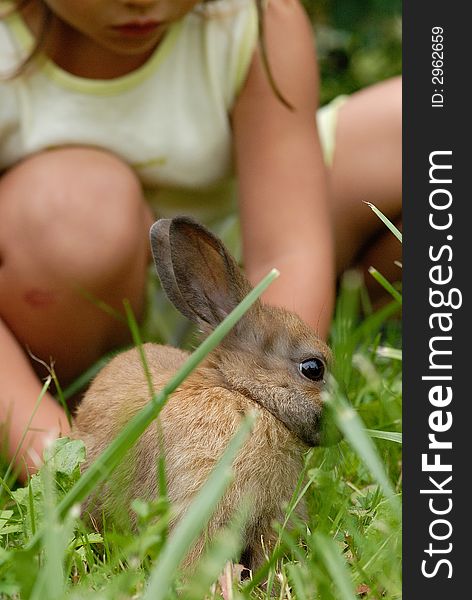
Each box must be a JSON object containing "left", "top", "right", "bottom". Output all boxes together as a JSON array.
[
  {"left": 150, "top": 217, "right": 253, "bottom": 330},
  {"left": 150, "top": 219, "right": 197, "bottom": 324}
]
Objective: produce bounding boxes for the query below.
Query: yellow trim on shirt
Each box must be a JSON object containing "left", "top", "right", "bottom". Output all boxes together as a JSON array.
[
  {"left": 316, "top": 95, "right": 348, "bottom": 167},
  {"left": 234, "top": 0, "right": 258, "bottom": 96},
  {"left": 6, "top": 10, "right": 184, "bottom": 96}
]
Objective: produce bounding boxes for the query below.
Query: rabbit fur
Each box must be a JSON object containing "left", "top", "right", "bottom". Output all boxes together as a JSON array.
[{"left": 72, "top": 216, "right": 330, "bottom": 570}]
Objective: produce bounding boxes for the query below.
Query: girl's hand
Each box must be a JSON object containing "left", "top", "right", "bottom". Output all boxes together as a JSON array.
[
  {"left": 232, "top": 0, "right": 334, "bottom": 339},
  {"left": 0, "top": 318, "right": 71, "bottom": 482}
]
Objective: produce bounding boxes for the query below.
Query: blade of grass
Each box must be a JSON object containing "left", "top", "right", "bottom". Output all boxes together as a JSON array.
[
  {"left": 286, "top": 563, "right": 311, "bottom": 600},
  {"left": 143, "top": 413, "right": 256, "bottom": 600},
  {"left": 331, "top": 270, "right": 363, "bottom": 385},
  {"left": 49, "top": 367, "right": 72, "bottom": 428},
  {"left": 181, "top": 500, "right": 249, "bottom": 599},
  {"left": 364, "top": 202, "right": 402, "bottom": 243},
  {"left": 375, "top": 347, "right": 402, "bottom": 361},
  {"left": 313, "top": 532, "right": 357, "bottom": 600},
  {"left": 368, "top": 267, "right": 402, "bottom": 305},
  {"left": 30, "top": 466, "right": 76, "bottom": 600},
  {"left": 123, "top": 299, "right": 155, "bottom": 398},
  {"left": 366, "top": 429, "right": 402, "bottom": 444},
  {"left": 28, "top": 477, "right": 37, "bottom": 536},
  {"left": 77, "top": 286, "right": 127, "bottom": 324},
  {"left": 26, "top": 352, "right": 73, "bottom": 427},
  {"left": 123, "top": 300, "right": 168, "bottom": 532}
]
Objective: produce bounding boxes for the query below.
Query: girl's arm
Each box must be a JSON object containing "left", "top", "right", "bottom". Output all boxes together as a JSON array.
[
  {"left": 233, "top": 0, "right": 334, "bottom": 338},
  {"left": 0, "top": 318, "right": 70, "bottom": 481}
]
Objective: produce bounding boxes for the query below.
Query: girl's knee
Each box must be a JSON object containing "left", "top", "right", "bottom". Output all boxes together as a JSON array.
[
  {"left": 329, "top": 76, "right": 402, "bottom": 273},
  {"left": 0, "top": 148, "right": 153, "bottom": 287},
  {"left": 375, "top": 76, "right": 402, "bottom": 137}
]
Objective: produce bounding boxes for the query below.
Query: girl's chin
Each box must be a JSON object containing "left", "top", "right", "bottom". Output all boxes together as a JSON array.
[{"left": 106, "top": 24, "right": 168, "bottom": 53}]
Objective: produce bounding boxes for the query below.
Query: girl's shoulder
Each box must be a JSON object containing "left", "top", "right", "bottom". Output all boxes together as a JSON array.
[
  {"left": 187, "top": 0, "right": 258, "bottom": 46},
  {"left": 0, "top": 9, "right": 25, "bottom": 73},
  {"left": 1, "top": 0, "right": 41, "bottom": 79},
  {"left": 187, "top": 0, "right": 258, "bottom": 44}
]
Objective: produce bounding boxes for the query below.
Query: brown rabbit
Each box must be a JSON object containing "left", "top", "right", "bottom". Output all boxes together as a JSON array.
[{"left": 72, "top": 216, "right": 331, "bottom": 570}]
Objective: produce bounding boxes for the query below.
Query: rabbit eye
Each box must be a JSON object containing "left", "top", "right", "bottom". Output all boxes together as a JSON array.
[{"left": 298, "top": 358, "right": 325, "bottom": 382}]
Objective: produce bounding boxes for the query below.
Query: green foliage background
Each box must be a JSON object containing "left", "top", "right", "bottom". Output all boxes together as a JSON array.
[{"left": 303, "top": 0, "right": 402, "bottom": 104}]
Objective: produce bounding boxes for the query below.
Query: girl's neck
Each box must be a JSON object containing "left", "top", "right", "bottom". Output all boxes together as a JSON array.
[{"left": 20, "top": 1, "right": 158, "bottom": 79}]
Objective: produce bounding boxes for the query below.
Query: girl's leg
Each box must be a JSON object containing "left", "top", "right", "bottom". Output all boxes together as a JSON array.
[
  {"left": 0, "top": 147, "right": 154, "bottom": 476},
  {"left": 328, "top": 76, "right": 402, "bottom": 288}
]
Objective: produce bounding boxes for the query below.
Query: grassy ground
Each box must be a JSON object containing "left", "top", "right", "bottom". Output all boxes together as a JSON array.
[{"left": 0, "top": 226, "right": 402, "bottom": 599}]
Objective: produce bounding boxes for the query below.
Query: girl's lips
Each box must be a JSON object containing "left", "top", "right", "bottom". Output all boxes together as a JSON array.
[{"left": 111, "top": 21, "right": 164, "bottom": 37}]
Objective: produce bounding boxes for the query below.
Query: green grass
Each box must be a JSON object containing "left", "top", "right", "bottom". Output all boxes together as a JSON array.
[{"left": 0, "top": 244, "right": 402, "bottom": 599}]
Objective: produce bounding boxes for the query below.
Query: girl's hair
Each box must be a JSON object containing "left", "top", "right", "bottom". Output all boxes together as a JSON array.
[
  {"left": 0, "top": 0, "right": 52, "bottom": 79},
  {"left": 254, "top": 0, "right": 293, "bottom": 109},
  {"left": 1, "top": 0, "right": 292, "bottom": 108}
]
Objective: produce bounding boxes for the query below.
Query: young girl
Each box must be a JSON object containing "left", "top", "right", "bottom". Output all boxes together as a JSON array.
[{"left": 0, "top": 0, "right": 401, "bottom": 479}]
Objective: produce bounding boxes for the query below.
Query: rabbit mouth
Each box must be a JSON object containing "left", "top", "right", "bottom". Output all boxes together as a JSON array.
[
  {"left": 274, "top": 400, "right": 324, "bottom": 448},
  {"left": 292, "top": 420, "right": 324, "bottom": 447},
  {"left": 287, "top": 414, "right": 341, "bottom": 447},
  {"left": 240, "top": 388, "right": 324, "bottom": 447},
  {"left": 244, "top": 389, "right": 341, "bottom": 447}
]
